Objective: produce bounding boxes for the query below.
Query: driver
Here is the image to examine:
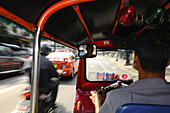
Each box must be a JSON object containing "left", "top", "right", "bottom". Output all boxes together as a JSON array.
[
  {"left": 84, "top": 44, "right": 94, "bottom": 58},
  {"left": 89, "top": 31, "right": 170, "bottom": 113}
]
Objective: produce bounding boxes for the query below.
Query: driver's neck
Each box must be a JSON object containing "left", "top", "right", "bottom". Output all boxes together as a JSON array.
[{"left": 138, "top": 69, "right": 162, "bottom": 80}]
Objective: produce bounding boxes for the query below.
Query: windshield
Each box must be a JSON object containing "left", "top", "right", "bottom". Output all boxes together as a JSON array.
[{"left": 86, "top": 50, "right": 138, "bottom": 81}]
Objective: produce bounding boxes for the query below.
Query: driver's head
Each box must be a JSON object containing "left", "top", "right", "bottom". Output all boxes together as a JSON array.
[
  {"left": 134, "top": 30, "right": 170, "bottom": 75},
  {"left": 40, "top": 43, "right": 51, "bottom": 56}
]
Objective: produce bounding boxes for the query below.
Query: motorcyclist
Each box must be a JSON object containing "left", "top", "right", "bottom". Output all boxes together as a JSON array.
[{"left": 24, "top": 43, "right": 59, "bottom": 106}]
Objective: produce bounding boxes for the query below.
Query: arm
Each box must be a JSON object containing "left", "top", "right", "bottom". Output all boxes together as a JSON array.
[
  {"left": 90, "top": 90, "right": 114, "bottom": 113},
  {"left": 90, "top": 91, "right": 102, "bottom": 113}
]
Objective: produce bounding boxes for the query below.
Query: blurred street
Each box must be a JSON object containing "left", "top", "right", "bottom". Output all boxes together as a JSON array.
[
  {"left": 0, "top": 73, "right": 77, "bottom": 113},
  {"left": 0, "top": 74, "right": 29, "bottom": 113}
]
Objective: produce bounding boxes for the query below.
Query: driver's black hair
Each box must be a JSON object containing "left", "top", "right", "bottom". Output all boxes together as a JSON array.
[
  {"left": 87, "top": 44, "right": 94, "bottom": 52},
  {"left": 135, "top": 30, "right": 170, "bottom": 73}
]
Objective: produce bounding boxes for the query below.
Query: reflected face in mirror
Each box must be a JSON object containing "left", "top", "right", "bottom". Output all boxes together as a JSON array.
[
  {"left": 79, "top": 44, "right": 97, "bottom": 58},
  {"left": 86, "top": 45, "right": 94, "bottom": 57}
]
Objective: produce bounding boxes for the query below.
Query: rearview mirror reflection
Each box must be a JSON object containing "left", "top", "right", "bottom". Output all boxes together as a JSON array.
[{"left": 78, "top": 44, "right": 97, "bottom": 58}]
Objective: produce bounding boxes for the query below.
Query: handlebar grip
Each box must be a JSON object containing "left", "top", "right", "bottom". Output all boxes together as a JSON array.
[
  {"left": 97, "top": 82, "right": 121, "bottom": 95},
  {"left": 97, "top": 86, "right": 105, "bottom": 95},
  {"left": 119, "top": 79, "right": 133, "bottom": 85}
]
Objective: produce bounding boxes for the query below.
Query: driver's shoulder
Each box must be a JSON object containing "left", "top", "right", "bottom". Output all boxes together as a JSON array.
[
  {"left": 105, "top": 87, "right": 133, "bottom": 109},
  {"left": 107, "top": 86, "right": 132, "bottom": 99}
]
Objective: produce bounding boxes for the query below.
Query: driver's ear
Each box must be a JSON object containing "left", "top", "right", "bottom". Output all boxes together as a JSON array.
[{"left": 133, "top": 54, "right": 139, "bottom": 70}]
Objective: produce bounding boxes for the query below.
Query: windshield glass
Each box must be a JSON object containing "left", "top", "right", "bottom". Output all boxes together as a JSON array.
[{"left": 86, "top": 49, "right": 138, "bottom": 81}]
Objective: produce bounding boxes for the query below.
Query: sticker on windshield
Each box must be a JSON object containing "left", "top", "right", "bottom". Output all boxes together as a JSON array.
[
  {"left": 97, "top": 72, "right": 105, "bottom": 80},
  {"left": 114, "top": 74, "right": 119, "bottom": 80},
  {"left": 120, "top": 74, "right": 129, "bottom": 80},
  {"left": 106, "top": 73, "right": 114, "bottom": 80}
]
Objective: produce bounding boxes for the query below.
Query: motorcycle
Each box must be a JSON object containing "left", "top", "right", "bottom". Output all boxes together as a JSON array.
[{"left": 12, "top": 78, "right": 60, "bottom": 113}]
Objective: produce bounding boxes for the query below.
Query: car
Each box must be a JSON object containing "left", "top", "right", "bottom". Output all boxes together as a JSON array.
[
  {"left": 0, "top": 46, "right": 26, "bottom": 74},
  {"left": 46, "top": 49, "right": 79, "bottom": 78},
  {"left": 14, "top": 48, "right": 32, "bottom": 59}
]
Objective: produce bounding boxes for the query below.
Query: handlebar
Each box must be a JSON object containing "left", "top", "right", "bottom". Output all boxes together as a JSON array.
[
  {"left": 119, "top": 79, "right": 133, "bottom": 85},
  {"left": 97, "top": 79, "right": 133, "bottom": 95}
]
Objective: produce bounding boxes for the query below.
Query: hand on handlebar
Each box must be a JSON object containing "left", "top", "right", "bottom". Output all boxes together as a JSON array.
[
  {"left": 89, "top": 91, "right": 102, "bottom": 113},
  {"left": 89, "top": 91, "right": 102, "bottom": 108}
]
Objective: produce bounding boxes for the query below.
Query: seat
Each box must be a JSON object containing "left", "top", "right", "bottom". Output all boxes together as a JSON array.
[{"left": 116, "top": 103, "right": 170, "bottom": 113}]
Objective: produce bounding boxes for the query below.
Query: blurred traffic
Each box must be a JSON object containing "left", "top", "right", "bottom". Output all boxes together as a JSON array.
[
  {"left": 0, "top": 18, "right": 78, "bottom": 113},
  {"left": 0, "top": 45, "right": 26, "bottom": 74}
]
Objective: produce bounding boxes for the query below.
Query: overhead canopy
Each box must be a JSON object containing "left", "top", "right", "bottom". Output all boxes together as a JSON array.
[{"left": 0, "top": 0, "right": 169, "bottom": 48}]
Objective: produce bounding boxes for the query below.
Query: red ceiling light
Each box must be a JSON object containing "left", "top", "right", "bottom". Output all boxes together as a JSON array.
[{"left": 118, "top": 5, "right": 136, "bottom": 25}]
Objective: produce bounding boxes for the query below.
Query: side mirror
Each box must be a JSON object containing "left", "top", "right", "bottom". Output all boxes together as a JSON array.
[{"left": 78, "top": 44, "right": 97, "bottom": 58}]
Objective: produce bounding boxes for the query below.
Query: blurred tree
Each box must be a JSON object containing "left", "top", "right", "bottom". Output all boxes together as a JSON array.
[{"left": 125, "top": 50, "right": 130, "bottom": 65}]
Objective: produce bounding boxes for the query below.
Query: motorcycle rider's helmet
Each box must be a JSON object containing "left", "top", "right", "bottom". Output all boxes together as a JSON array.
[{"left": 40, "top": 43, "right": 51, "bottom": 56}]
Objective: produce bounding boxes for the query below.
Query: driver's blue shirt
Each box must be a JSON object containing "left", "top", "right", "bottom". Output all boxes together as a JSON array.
[{"left": 99, "top": 78, "right": 170, "bottom": 113}]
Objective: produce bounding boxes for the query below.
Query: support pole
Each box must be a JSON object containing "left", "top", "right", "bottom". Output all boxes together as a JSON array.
[
  {"left": 30, "top": 1, "right": 95, "bottom": 113},
  {"left": 30, "top": 27, "right": 41, "bottom": 113}
]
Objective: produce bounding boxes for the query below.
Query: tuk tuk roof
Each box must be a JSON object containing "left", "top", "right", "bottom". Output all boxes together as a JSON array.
[{"left": 0, "top": 0, "right": 169, "bottom": 48}]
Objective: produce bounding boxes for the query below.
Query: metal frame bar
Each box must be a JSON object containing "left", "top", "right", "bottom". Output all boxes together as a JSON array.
[
  {"left": 42, "top": 31, "right": 77, "bottom": 49},
  {"left": 72, "top": 4, "right": 94, "bottom": 42},
  {"left": 30, "top": 27, "right": 41, "bottom": 113},
  {"left": 136, "top": 24, "right": 148, "bottom": 35},
  {"left": 37, "top": 0, "right": 95, "bottom": 30},
  {"left": 0, "top": 7, "right": 35, "bottom": 32}
]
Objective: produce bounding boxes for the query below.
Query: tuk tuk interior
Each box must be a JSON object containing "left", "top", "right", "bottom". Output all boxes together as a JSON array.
[
  {"left": 74, "top": 42, "right": 133, "bottom": 112},
  {"left": 0, "top": 0, "right": 169, "bottom": 113}
]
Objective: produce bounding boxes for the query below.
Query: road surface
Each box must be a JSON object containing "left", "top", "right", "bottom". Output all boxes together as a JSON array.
[
  {"left": 0, "top": 74, "right": 77, "bottom": 113},
  {"left": 86, "top": 56, "right": 138, "bottom": 81}
]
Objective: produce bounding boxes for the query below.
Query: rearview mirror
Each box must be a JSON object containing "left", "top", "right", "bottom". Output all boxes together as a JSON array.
[{"left": 78, "top": 44, "right": 97, "bottom": 58}]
